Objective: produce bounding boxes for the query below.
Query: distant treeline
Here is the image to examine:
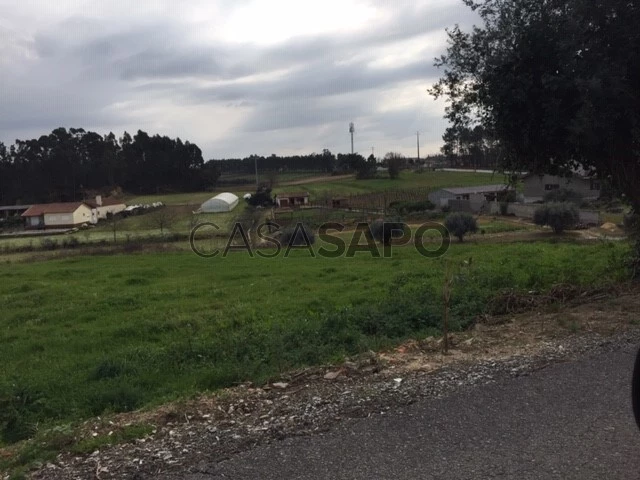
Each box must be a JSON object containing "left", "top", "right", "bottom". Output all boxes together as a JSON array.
[
  {"left": 0, "top": 128, "right": 219, "bottom": 205},
  {"left": 213, "top": 149, "right": 340, "bottom": 174}
]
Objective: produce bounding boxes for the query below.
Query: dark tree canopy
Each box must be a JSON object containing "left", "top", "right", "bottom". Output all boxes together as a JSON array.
[
  {"left": 0, "top": 128, "right": 215, "bottom": 204},
  {"left": 533, "top": 202, "right": 580, "bottom": 234},
  {"left": 430, "top": 0, "right": 640, "bottom": 211},
  {"left": 444, "top": 212, "right": 478, "bottom": 242}
]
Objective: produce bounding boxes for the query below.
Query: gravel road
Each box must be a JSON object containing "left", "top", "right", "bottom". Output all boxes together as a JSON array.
[{"left": 173, "top": 339, "right": 640, "bottom": 480}]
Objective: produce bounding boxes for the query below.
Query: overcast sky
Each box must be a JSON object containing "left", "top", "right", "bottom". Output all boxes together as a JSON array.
[{"left": 0, "top": 0, "right": 479, "bottom": 160}]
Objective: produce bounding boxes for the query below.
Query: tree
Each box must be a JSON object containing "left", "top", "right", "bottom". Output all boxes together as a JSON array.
[
  {"left": 430, "top": 0, "right": 640, "bottom": 265},
  {"left": 148, "top": 207, "right": 176, "bottom": 235},
  {"left": 384, "top": 152, "right": 404, "bottom": 179},
  {"left": 246, "top": 185, "right": 274, "bottom": 207},
  {"left": 543, "top": 188, "right": 583, "bottom": 205},
  {"left": 444, "top": 212, "right": 478, "bottom": 242},
  {"left": 533, "top": 203, "right": 579, "bottom": 234},
  {"left": 371, "top": 219, "right": 406, "bottom": 246}
]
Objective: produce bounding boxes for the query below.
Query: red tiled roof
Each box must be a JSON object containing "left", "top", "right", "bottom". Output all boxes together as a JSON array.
[
  {"left": 21, "top": 202, "right": 90, "bottom": 217},
  {"left": 275, "top": 192, "right": 310, "bottom": 198}
]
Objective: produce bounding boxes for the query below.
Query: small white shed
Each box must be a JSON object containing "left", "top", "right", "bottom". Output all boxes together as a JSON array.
[{"left": 200, "top": 192, "right": 239, "bottom": 213}]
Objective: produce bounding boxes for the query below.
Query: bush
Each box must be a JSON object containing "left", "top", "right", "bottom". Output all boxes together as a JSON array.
[
  {"left": 533, "top": 202, "right": 579, "bottom": 233},
  {"left": 39, "top": 238, "right": 58, "bottom": 251},
  {"left": 389, "top": 200, "right": 435, "bottom": 215},
  {"left": 61, "top": 237, "right": 80, "bottom": 249},
  {"left": 246, "top": 185, "right": 274, "bottom": 207},
  {"left": 444, "top": 212, "right": 478, "bottom": 242},
  {"left": 543, "top": 188, "right": 583, "bottom": 205},
  {"left": 280, "top": 223, "right": 315, "bottom": 247},
  {"left": 371, "top": 219, "right": 407, "bottom": 246}
]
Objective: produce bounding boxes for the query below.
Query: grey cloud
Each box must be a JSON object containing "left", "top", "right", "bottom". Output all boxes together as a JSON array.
[
  {"left": 242, "top": 97, "right": 371, "bottom": 133},
  {"left": 0, "top": 0, "right": 476, "bottom": 158}
]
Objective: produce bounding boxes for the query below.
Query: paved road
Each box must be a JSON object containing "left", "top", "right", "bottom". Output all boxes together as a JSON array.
[{"left": 179, "top": 343, "right": 640, "bottom": 480}]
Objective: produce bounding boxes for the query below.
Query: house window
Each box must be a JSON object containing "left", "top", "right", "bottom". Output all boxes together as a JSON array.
[
  {"left": 544, "top": 184, "right": 560, "bottom": 191},
  {"left": 590, "top": 180, "right": 601, "bottom": 191}
]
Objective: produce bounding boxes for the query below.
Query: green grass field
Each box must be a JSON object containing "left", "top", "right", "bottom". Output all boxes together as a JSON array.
[
  {"left": 125, "top": 170, "right": 501, "bottom": 205},
  {"left": 273, "top": 170, "right": 502, "bottom": 199},
  {"left": 0, "top": 239, "right": 630, "bottom": 450}
]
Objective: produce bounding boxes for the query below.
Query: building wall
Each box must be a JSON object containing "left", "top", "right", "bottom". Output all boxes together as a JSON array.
[
  {"left": 27, "top": 216, "right": 44, "bottom": 228},
  {"left": 43, "top": 212, "right": 75, "bottom": 226},
  {"left": 42, "top": 205, "right": 93, "bottom": 227},
  {"left": 427, "top": 190, "right": 455, "bottom": 207},
  {"left": 523, "top": 175, "right": 600, "bottom": 202},
  {"left": 72, "top": 205, "right": 94, "bottom": 225},
  {"left": 95, "top": 203, "right": 126, "bottom": 220}
]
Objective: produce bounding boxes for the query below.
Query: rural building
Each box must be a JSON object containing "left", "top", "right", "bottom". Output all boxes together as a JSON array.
[
  {"left": 428, "top": 184, "right": 513, "bottom": 209},
  {"left": 199, "top": 192, "right": 239, "bottom": 213},
  {"left": 22, "top": 202, "right": 95, "bottom": 229},
  {"left": 0, "top": 204, "right": 31, "bottom": 220},
  {"left": 275, "top": 192, "right": 310, "bottom": 208},
  {"left": 85, "top": 196, "right": 127, "bottom": 220},
  {"left": 331, "top": 197, "right": 349, "bottom": 209},
  {"left": 522, "top": 173, "right": 601, "bottom": 203}
]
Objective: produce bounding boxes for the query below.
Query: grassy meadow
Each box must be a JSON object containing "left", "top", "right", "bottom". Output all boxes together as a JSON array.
[
  {"left": 0, "top": 239, "right": 630, "bottom": 448},
  {"left": 272, "top": 170, "right": 502, "bottom": 198}
]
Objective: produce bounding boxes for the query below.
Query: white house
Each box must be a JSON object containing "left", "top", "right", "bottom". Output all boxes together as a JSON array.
[{"left": 22, "top": 202, "right": 96, "bottom": 229}]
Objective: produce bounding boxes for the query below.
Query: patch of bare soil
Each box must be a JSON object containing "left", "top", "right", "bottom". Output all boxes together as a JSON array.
[{"left": 16, "top": 284, "right": 640, "bottom": 480}]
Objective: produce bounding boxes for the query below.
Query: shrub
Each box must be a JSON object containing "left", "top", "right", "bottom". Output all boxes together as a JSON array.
[
  {"left": 543, "top": 187, "right": 583, "bottom": 205},
  {"left": 533, "top": 202, "right": 579, "bottom": 233},
  {"left": 246, "top": 185, "right": 274, "bottom": 207},
  {"left": 444, "top": 212, "right": 478, "bottom": 242},
  {"left": 39, "top": 238, "right": 58, "bottom": 251},
  {"left": 61, "top": 237, "right": 80, "bottom": 249},
  {"left": 389, "top": 200, "right": 435, "bottom": 215},
  {"left": 371, "top": 220, "right": 407, "bottom": 246},
  {"left": 280, "top": 223, "right": 315, "bottom": 247}
]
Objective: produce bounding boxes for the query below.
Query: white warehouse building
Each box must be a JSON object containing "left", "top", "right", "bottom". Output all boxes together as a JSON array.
[{"left": 199, "top": 192, "right": 239, "bottom": 213}]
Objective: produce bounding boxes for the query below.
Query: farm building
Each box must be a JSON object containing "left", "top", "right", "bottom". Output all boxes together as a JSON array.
[
  {"left": 199, "top": 192, "right": 239, "bottom": 213},
  {"left": 275, "top": 192, "right": 310, "bottom": 208},
  {"left": 522, "top": 173, "right": 600, "bottom": 203},
  {"left": 0, "top": 204, "right": 31, "bottom": 220},
  {"left": 85, "top": 196, "right": 127, "bottom": 220},
  {"left": 22, "top": 202, "right": 96, "bottom": 229},
  {"left": 428, "top": 185, "right": 514, "bottom": 210}
]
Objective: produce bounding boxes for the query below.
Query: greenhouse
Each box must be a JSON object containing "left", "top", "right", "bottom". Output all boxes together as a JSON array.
[{"left": 199, "top": 192, "right": 239, "bottom": 213}]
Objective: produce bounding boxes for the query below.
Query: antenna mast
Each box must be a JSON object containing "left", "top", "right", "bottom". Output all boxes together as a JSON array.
[{"left": 349, "top": 122, "right": 355, "bottom": 155}]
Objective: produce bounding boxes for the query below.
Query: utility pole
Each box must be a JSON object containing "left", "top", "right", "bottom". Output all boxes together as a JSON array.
[
  {"left": 371, "top": 146, "right": 374, "bottom": 157},
  {"left": 416, "top": 131, "right": 420, "bottom": 162},
  {"left": 254, "top": 156, "right": 259, "bottom": 186}
]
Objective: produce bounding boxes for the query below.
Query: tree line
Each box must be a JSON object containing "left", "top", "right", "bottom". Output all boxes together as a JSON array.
[{"left": 0, "top": 128, "right": 219, "bottom": 205}]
